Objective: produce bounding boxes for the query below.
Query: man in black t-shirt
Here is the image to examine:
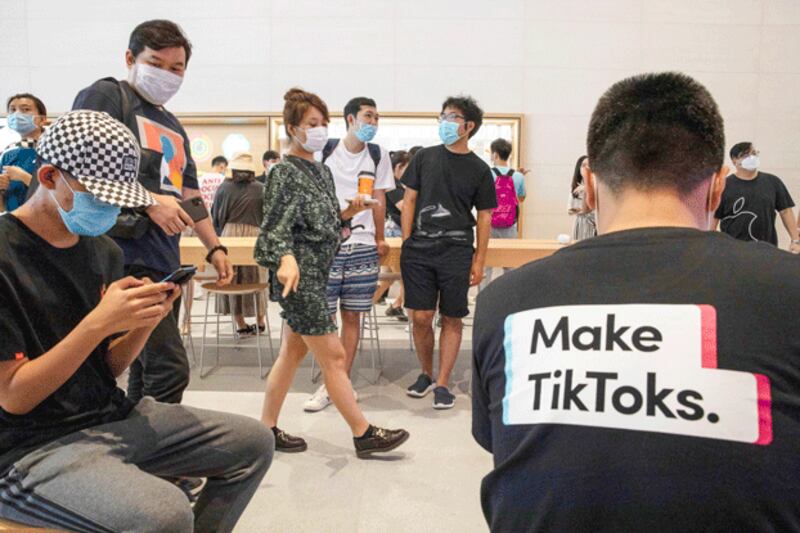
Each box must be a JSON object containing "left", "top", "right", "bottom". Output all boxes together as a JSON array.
[
  {"left": 713, "top": 141, "right": 800, "bottom": 251},
  {"left": 401, "top": 95, "right": 497, "bottom": 409},
  {"left": 72, "top": 20, "right": 234, "bottom": 405},
  {"left": 0, "top": 111, "right": 271, "bottom": 532},
  {"left": 473, "top": 73, "right": 800, "bottom": 532},
  {"left": 257, "top": 149, "right": 281, "bottom": 184}
]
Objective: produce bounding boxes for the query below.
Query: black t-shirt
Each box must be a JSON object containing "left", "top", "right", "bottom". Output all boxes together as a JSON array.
[
  {"left": 72, "top": 79, "right": 199, "bottom": 275},
  {"left": 714, "top": 172, "right": 794, "bottom": 245},
  {"left": 0, "top": 215, "right": 134, "bottom": 473},
  {"left": 473, "top": 227, "right": 800, "bottom": 532},
  {"left": 401, "top": 145, "right": 496, "bottom": 241},
  {"left": 385, "top": 179, "right": 404, "bottom": 226}
]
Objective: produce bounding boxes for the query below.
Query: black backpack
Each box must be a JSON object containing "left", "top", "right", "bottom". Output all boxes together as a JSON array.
[{"left": 321, "top": 139, "right": 381, "bottom": 170}]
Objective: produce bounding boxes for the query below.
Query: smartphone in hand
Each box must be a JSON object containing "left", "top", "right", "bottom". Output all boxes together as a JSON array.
[
  {"left": 160, "top": 265, "right": 197, "bottom": 286},
  {"left": 179, "top": 197, "right": 209, "bottom": 223},
  {"left": 346, "top": 197, "right": 379, "bottom": 206}
]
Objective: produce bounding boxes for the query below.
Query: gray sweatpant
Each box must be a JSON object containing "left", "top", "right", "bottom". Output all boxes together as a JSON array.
[{"left": 0, "top": 398, "right": 274, "bottom": 532}]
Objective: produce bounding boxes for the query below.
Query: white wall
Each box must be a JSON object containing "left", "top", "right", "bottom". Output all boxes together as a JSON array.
[{"left": 3, "top": 0, "right": 800, "bottom": 242}]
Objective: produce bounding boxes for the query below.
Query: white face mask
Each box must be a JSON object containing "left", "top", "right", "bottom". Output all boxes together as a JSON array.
[
  {"left": 740, "top": 154, "right": 759, "bottom": 171},
  {"left": 128, "top": 63, "right": 183, "bottom": 106},
  {"left": 295, "top": 126, "right": 328, "bottom": 153}
]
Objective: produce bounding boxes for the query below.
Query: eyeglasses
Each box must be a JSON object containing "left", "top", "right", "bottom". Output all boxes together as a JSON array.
[{"left": 438, "top": 112, "right": 465, "bottom": 123}]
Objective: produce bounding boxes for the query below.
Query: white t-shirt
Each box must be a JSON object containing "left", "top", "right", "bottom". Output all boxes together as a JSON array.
[
  {"left": 325, "top": 141, "right": 395, "bottom": 246},
  {"left": 197, "top": 172, "right": 226, "bottom": 210}
]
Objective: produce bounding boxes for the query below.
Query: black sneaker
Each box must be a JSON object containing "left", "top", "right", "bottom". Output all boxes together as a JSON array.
[
  {"left": 271, "top": 426, "right": 307, "bottom": 453},
  {"left": 354, "top": 425, "right": 410, "bottom": 458},
  {"left": 406, "top": 373, "right": 434, "bottom": 398},
  {"left": 433, "top": 386, "right": 456, "bottom": 410},
  {"left": 385, "top": 306, "right": 409, "bottom": 322}
]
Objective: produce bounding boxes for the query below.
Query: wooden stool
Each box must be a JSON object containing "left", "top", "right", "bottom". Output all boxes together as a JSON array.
[
  {"left": 199, "top": 282, "right": 273, "bottom": 378},
  {"left": 375, "top": 271, "right": 414, "bottom": 352},
  {"left": 181, "top": 270, "right": 221, "bottom": 367}
]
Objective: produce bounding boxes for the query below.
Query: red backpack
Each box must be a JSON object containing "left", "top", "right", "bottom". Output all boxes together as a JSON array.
[{"left": 491, "top": 168, "right": 518, "bottom": 228}]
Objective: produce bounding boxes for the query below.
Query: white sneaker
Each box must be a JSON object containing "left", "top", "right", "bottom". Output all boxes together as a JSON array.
[{"left": 304, "top": 385, "right": 332, "bottom": 412}]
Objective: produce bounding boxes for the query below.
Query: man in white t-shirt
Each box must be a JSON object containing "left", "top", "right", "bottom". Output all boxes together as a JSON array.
[
  {"left": 197, "top": 155, "right": 228, "bottom": 212},
  {"left": 303, "top": 97, "right": 394, "bottom": 412}
]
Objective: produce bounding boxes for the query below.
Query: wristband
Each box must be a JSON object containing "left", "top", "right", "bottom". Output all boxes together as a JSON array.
[{"left": 205, "top": 244, "right": 228, "bottom": 264}]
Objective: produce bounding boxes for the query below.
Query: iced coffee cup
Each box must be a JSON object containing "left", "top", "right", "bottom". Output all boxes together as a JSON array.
[{"left": 357, "top": 171, "right": 375, "bottom": 199}]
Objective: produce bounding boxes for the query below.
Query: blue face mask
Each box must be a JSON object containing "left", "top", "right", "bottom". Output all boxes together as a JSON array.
[
  {"left": 355, "top": 121, "right": 378, "bottom": 143},
  {"left": 7, "top": 112, "right": 37, "bottom": 135},
  {"left": 438, "top": 120, "right": 461, "bottom": 146},
  {"left": 50, "top": 174, "right": 121, "bottom": 237}
]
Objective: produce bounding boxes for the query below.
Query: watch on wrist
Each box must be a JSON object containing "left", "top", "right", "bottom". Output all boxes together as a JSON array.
[{"left": 205, "top": 244, "right": 228, "bottom": 264}]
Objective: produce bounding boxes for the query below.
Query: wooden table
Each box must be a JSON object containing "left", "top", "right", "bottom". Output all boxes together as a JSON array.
[{"left": 181, "top": 237, "right": 566, "bottom": 269}]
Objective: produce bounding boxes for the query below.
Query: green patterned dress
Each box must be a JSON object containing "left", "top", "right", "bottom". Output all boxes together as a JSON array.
[{"left": 254, "top": 156, "right": 342, "bottom": 335}]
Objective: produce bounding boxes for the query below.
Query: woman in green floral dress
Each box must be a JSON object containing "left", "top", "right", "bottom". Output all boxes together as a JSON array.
[{"left": 255, "top": 88, "right": 409, "bottom": 458}]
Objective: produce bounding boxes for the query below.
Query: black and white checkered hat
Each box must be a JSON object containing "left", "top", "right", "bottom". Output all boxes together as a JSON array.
[{"left": 37, "top": 110, "right": 154, "bottom": 208}]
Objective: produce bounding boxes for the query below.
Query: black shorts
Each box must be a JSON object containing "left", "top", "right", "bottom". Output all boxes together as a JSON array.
[{"left": 400, "top": 237, "right": 474, "bottom": 318}]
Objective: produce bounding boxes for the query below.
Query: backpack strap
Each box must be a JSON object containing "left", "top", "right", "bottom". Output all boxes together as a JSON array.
[
  {"left": 506, "top": 168, "right": 515, "bottom": 176},
  {"left": 114, "top": 80, "right": 143, "bottom": 142},
  {"left": 323, "top": 139, "right": 381, "bottom": 170},
  {"left": 366, "top": 143, "right": 382, "bottom": 171},
  {"left": 321, "top": 138, "right": 340, "bottom": 163},
  {"left": 492, "top": 167, "right": 501, "bottom": 177}
]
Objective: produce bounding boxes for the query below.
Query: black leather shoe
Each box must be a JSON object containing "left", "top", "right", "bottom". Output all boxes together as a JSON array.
[
  {"left": 354, "top": 426, "right": 410, "bottom": 458},
  {"left": 272, "top": 427, "right": 308, "bottom": 453}
]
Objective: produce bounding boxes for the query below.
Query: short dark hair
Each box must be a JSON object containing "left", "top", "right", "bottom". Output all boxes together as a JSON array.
[
  {"left": 6, "top": 93, "right": 46, "bottom": 116},
  {"left": 441, "top": 95, "right": 483, "bottom": 138},
  {"left": 408, "top": 145, "right": 423, "bottom": 158},
  {"left": 129, "top": 20, "right": 193, "bottom": 65},
  {"left": 390, "top": 150, "right": 410, "bottom": 170},
  {"left": 490, "top": 138, "right": 512, "bottom": 160},
  {"left": 344, "top": 97, "right": 377, "bottom": 130},
  {"left": 262, "top": 150, "right": 280, "bottom": 162},
  {"left": 211, "top": 155, "right": 228, "bottom": 167},
  {"left": 587, "top": 72, "right": 724, "bottom": 196},
  {"left": 730, "top": 142, "right": 753, "bottom": 160}
]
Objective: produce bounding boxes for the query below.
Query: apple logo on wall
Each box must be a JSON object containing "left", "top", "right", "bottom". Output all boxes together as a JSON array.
[{"left": 722, "top": 197, "right": 758, "bottom": 241}]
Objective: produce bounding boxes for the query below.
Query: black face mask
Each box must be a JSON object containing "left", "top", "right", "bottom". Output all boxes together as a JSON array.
[{"left": 232, "top": 169, "right": 255, "bottom": 183}]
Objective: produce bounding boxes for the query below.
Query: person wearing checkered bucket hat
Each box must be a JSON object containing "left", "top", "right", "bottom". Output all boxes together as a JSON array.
[
  {"left": 0, "top": 110, "right": 272, "bottom": 531},
  {"left": 72, "top": 19, "right": 234, "bottom": 406}
]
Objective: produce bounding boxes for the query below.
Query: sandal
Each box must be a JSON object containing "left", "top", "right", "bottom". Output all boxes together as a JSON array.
[{"left": 236, "top": 325, "right": 256, "bottom": 338}]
